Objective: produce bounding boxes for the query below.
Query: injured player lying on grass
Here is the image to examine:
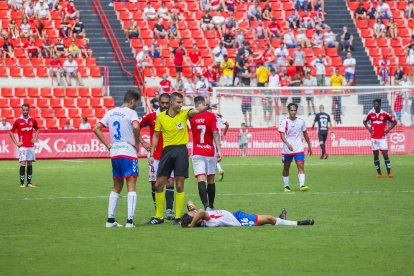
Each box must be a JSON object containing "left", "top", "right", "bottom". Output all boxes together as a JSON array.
[{"left": 181, "top": 201, "right": 314, "bottom": 228}]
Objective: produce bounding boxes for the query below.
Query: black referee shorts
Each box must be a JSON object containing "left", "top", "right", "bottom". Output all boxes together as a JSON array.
[
  {"left": 157, "top": 145, "right": 189, "bottom": 178},
  {"left": 318, "top": 132, "right": 328, "bottom": 143}
]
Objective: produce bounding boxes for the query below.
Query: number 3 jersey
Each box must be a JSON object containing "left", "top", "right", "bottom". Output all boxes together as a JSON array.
[
  {"left": 189, "top": 111, "right": 218, "bottom": 157},
  {"left": 100, "top": 107, "right": 139, "bottom": 159}
]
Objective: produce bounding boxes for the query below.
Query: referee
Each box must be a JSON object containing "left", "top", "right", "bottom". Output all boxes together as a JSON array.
[{"left": 147, "top": 92, "right": 217, "bottom": 225}]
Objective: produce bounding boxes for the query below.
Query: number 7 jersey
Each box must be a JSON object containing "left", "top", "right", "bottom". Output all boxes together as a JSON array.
[
  {"left": 189, "top": 111, "right": 218, "bottom": 157},
  {"left": 100, "top": 106, "right": 139, "bottom": 159}
]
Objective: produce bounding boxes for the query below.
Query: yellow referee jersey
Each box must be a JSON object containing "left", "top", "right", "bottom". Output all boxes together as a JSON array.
[
  {"left": 256, "top": 65, "right": 270, "bottom": 84},
  {"left": 155, "top": 108, "right": 191, "bottom": 148},
  {"left": 330, "top": 74, "right": 343, "bottom": 93}
]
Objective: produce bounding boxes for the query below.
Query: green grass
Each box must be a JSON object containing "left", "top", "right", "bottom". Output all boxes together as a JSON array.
[{"left": 1, "top": 155, "right": 414, "bottom": 275}]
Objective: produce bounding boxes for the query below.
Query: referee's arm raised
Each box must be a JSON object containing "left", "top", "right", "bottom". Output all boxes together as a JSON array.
[{"left": 188, "top": 103, "right": 219, "bottom": 118}]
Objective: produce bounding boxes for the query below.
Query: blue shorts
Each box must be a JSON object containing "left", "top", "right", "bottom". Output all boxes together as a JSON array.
[
  {"left": 111, "top": 157, "right": 138, "bottom": 179},
  {"left": 232, "top": 210, "right": 258, "bottom": 226},
  {"left": 282, "top": 153, "right": 305, "bottom": 163}
]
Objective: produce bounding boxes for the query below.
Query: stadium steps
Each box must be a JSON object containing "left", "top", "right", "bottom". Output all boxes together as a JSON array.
[
  {"left": 75, "top": 0, "right": 141, "bottom": 108},
  {"left": 324, "top": 0, "right": 379, "bottom": 86}
]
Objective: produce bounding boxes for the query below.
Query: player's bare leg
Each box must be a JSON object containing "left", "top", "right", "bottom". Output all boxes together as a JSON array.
[
  {"left": 173, "top": 176, "right": 185, "bottom": 225},
  {"left": 165, "top": 178, "right": 175, "bottom": 220},
  {"left": 257, "top": 210, "right": 314, "bottom": 226},
  {"left": 207, "top": 174, "right": 216, "bottom": 209},
  {"left": 381, "top": 150, "right": 392, "bottom": 177},
  {"left": 125, "top": 176, "right": 137, "bottom": 228},
  {"left": 216, "top": 162, "right": 224, "bottom": 181},
  {"left": 373, "top": 150, "right": 382, "bottom": 178},
  {"left": 106, "top": 179, "right": 124, "bottom": 228},
  {"left": 282, "top": 162, "right": 291, "bottom": 192},
  {"left": 296, "top": 161, "right": 308, "bottom": 191}
]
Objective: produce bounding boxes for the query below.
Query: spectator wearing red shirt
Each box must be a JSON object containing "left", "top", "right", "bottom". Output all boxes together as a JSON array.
[
  {"left": 159, "top": 74, "right": 173, "bottom": 93},
  {"left": 393, "top": 91, "right": 403, "bottom": 125},
  {"left": 203, "top": 67, "right": 219, "bottom": 87},
  {"left": 65, "top": 0, "right": 80, "bottom": 20},
  {"left": 172, "top": 42, "right": 186, "bottom": 81},
  {"left": 49, "top": 54, "right": 63, "bottom": 86},
  {"left": 189, "top": 44, "right": 202, "bottom": 76},
  {"left": 25, "top": 36, "right": 40, "bottom": 61},
  {"left": 266, "top": 18, "right": 281, "bottom": 39},
  {"left": 9, "top": 104, "right": 39, "bottom": 188}
]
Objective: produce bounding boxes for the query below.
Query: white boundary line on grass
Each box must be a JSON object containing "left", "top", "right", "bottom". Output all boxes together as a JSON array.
[{"left": 1, "top": 190, "right": 413, "bottom": 201}]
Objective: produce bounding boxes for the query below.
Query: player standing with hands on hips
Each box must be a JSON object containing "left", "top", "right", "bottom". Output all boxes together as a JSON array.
[
  {"left": 93, "top": 90, "right": 141, "bottom": 228},
  {"left": 363, "top": 99, "right": 397, "bottom": 178},
  {"left": 9, "top": 104, "right": 39, "bottom": 188},
  {"left": 278, "top": 103, "right": 312, "bottom": 192}
]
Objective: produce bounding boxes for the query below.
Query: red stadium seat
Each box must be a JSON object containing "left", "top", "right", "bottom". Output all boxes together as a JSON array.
[
  {"left": 76, "top": 98, "right": 89, "bottom": 108},
  {"left": 68, "top": 108, "right": 80, "bottom": 118},
  {"left": 19, "top": 58, "right": 30, "bottom": 67},
  {"left": 63, "top": 98, "right": 75, "bottom": 108},
  {"left": 1, "top": 87, "right": 13, "bottom": 97},
  {"left": 0, "top": 98, "right": 9, "bottom": 108},
  {"left": 91, "top": 88, "right": 103, "bottom": 97},
  {"left": 10, "top": 67, "right": 22, "bottom": 77},
  {"left": 10, "top": 98, "right": 21, "bottom": 108},
  {"left": 65, "top": 87, "right": 78, "bottom": 97},
  {"left": 81, "top": 108, "right": 93, "bottom": 118},
  {"left": 85, "top": 58, "right": 96, "bottom": 67},
  {"left": 36, "top": 98, "right": 49, "bottom": 108},
  {"left": 53, "top": 88, "right": 65, "bottom": 98},
  {"left": 23, "top": 98, "right": 35, "bottom": 107},
  {"left": 1, "top": 109, "right": 13, "bottom": 118},
  {"left": 145, "top": 87, "right": 158, "bottom": 97},
  {"left": 14, "top": 88, "right": 26, "bottom": 97},
  {"left": 90, "top": 67, "right": 102, "bottom": 77},
  {"left": 27, "top": 88, "right": 39, "bottom": 97},
  {"left": 40, "top": 88, "right": 52, "bottom": 97},
  {"left": 50, "top": 98, "right": 62, "bottom": 108},
  {"left": 36, "top": 67, "right": 49, "bottom": 77},
  {"left": 78, "top": 87, "right": 90, "bottom": 97},
  {"left": 95, "top": 108, "right": 106, "bottom": 119},
  {"left": 0, "top": 67, "right": 8, "bottom": 77},
  {"left": 103, "top": 98, "right": 115, "bottom": 108},
  {"left": 31, "top": 58, "right": 43, "bottom": 67},
  {"left": 90, "top": 98, "right": 102, "bottom": 108},
  {"left": 23, "top": 67, "right": 35, "bottom": 77},
  {"left": 5, "top": 58, "right": 17, "bottom": 67},
  {"left": 40, "top": 108, "right": 54, "bottom": 118},
  {"left": 46, "top": 119, "right": 58, "bottom": 129}
]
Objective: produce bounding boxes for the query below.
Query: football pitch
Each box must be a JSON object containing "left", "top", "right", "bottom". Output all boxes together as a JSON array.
[{"left": 1, "top": 155, "right": 413, "bottom": 275}]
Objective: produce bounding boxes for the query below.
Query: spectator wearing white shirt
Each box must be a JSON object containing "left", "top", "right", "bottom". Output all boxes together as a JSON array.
[
  {"left": 25, "top": 1, "right": 35, "bottom": 20},
  {"left": 283, "top": 29, "right": 297, "bottom": 48},
  {"left": 377, "top": 0, "right": 392, "bottom": 19},
  {"left": 311, "top": 29, "right": 324, "bottom": 48},
  {"left": 143, "top": 2, "right": 157, "bottom": 21},
  {"left": 399, "top": 75, "right": 412, "bottom": 115},
  {"left": 373, "top": 18, "right": 386, "bottom": 38},
  {"left": 79, "top": 117, "right": 92, "bottom": 130},
  {"left": 136, "top": 46, "right": 155, "bottom": 77},
  {"left": 310, "top": 54, "right": 327, "bottom": 90},
  {"left": 343, "top": 52, "right": 356, "bottom": 86},
  {"left": 34, "top": 0, "right": 50, "bottom": 20},
  {"left": 323, "top": 27, "right": 338, "bottom": 49},
  {"left": 268, "top": 68, "right": 280, "bottom": 121},
  {"left": 196, "top": 75, "right": 210, "bottom": 99},
  {"left": 0, "top": 117, "right": 12, "bottom": 130},
  {"left": 212, "top": 42, "right": 227, "bottom": 66},
  {"left": 63, "top": 54, "right": 83, "bottom": 86},
  {"left": 184, "top": 79, "right": 195, "bottom": 105},
  {"left": 274, "top": 42, "right": 288, "bottom": 71},
  {"left": 296, "top": 28, "right": 311, "bottom": 48},
  {"left": 302, "top": 72, "right": 316, "bottom": 115},
  {"left": 247, "top": 1, "right": 262, "bottom": 27}
]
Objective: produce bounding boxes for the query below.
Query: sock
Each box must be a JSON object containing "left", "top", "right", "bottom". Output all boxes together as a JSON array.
[
  {"left": 150, "top": 182, "right": 156, "bottom": 208},
  {"left": 207, "top": 183, "right": 216, "bottom": 208},
  {"left": 108, "top": 191, "right": 119, "bottom": 219},
  {"left": 298, "top": 174, "right": 305, "bottom": 187},
  {"left": 27, "top": 165, "right": 32, "bottom": 184},
  {"left": 320, "top": 144, "right": 326, "bottom": 155},
  {"left": 374, "top": 159, "right": 381, "bottom": 174},
  {"left": 175, "top": 191, "right": 185, "bottom": 219},
  {"left": 165, "top": 187, "right": 174, "bottom": 210},
  {"left": 198, "top": 181, "right": 209, "bottom": 208},
  {"left": 275, "top": 218, "right": 298, "bottom": 226},
  {"left": 19, "top": 165, "right": 25, "bottom": 184},
  {"left": 384, "top": 159, "right": 391, "bottom": 174},
  {"left": 217, "top": 163, "right": 223, "bottom": 173},
  {"left": 283, "top": 176, "right": 289, "bottom": 187},
  {"left": 127, "top": 191, "right": 137, "bottom": 221},
  {"left": 155, "top": 191, "right": 165, "bottom": 219}
]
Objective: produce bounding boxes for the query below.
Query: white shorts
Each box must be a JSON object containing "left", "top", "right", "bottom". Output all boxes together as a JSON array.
[
  {"left": 222, "top": 76, "right": 232, "bottom": 86},
  {"left": 192, "top": 155, "right": 216, "bottom": 177},
  {"left": 371, "top": 138, "right": 388, "bottom": 151},
  {"left": 19, "top": 147, "right": 36, "bottom": 162},
  {"left": 148, "top": 159, "right": 174, "bottom": 182}
]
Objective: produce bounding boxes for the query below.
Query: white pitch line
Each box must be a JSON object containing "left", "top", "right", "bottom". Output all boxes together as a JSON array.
[
  {"left": 1, "top": 190, "right": 413, "bottom": 201},
  {"left": 59, "top": 160, "right": 85, "bottom": 163}
]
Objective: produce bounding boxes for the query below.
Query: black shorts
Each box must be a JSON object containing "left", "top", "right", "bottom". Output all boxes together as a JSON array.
[
  {"left": 241, "top": 103, "right": 252, "bottom": 114},
  {"left": 280, "top": 97, "right": 288, "bottom": 103},
  {"left": 318, "top": 132, "right": 328, "bottom": 143},
  {"left": 157, "top": 145, "right": 189, "bottom": 178},
  {"left": 292, "top": 97, "right": 301, "bottom": 104},
  {"left": 175, "top": 65, "right": 183, "bottom": 73},
  {"left": 306, "top": 96, "right": 314, "bottom": 101},
  {"left": 257, "top": 82, "right": 265, "bottom": 87}
]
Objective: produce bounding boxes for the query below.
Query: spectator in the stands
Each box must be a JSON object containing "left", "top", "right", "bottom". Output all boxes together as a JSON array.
[
  {"left": 311, "top": 0, "right": 324, "bottom": 13},
  {"left": 394, "top": 65, "right": 406, "bottom": 82},
  {"left": 136, "top": 45, "right": 154, "bottom": 77},
  {"left": 172, "top": 41, "right": 186, "bottom": 82},
  {"left": 73, "top": 18, "right": 86, "bottom": 39},
  {"left": 302, "top": 10, "right": 315, "bottom": 29},
  {"left": 311, "top": 54, "right": 327, "bottom": 92},
  {"left": 343, "top": 52, "right": 356, "bottom": 86},
  {"left": 204, "top": 66, "right": 219, "bottom": 87},
  {"left": 54, "top": 37, "right": 66, "bottom": 56},
  {"left": 49, "top": 55, "right": 63, "bottom": 86},
  {"left": 183, "top": 78, "right": 195, "bottom": 104},
  {"left": 25, "top": 36, "right": 40, "bottom": 62},
  {"left": 378, "top": 56, "right": 389, "bottom": 85},
  {"left": 252, "top": 20, "right": 266, "bottom": 41},
  {"left": 213, "top": 41, "right": 227, "bottom": 66},
  {"left": 65, "top": 0, "right": 80, "bottom": 20},
  {"left": 160, "top": 74, "right": 173, "bottom": 93},
  {"left": 67, "top": 39, "right": 80, "bottom": 58},
  {"left": 262, "top": 3, "right": 272, "bottom": 21},
  {"left": 209, "top": 0, "right": 223, "bottom": 11},
  {"left": 212, "top": 13, "right": 226, "bottom": 37},
  {"left": 407, "top": 0, "right": 414, "bottom": 18},
  {"left": 399, "top": 74, "right": 412, "bottom": 116},
  {"left": 20, "top": 17, "right": 32, "bottom": 39},
  {"left": 150, "top": 39, "right": 162, "bottom": 58},
  {"left": 1, "top": 36, "right": 13, "bottom": 63},
  {"left": 41, "top": 34, "right": 54, "bottom": 57},
  {"left": 311, "top": 29, "right": 324, "bottom": 48},
  {"left": 143, "top": 2, "right": 157, "bottom": 21},
  {"left": 223, "top": 0, "right": 235, "bottom": 12},
  {"left": 247, "top": 1, "right": 262, "bottom": 27},
  {"left": 339, "top": 26, "right": 354, "bottom": 52},
  {"left": 201, "top": 10, "right": 214, "bottom": 31},
  {"left": 330, "top": 68, "right": 343, "bottom": 124},
  {"left": 313, "top": 9, "right": 328, "bottom": 29},
  {"left": 386, "top": 18, "right": 398, "bottom": 40},
  {"left": 153, "top": 18, "right": 167, "bottom": 39},
  {"left": 25, "top": 1, "right": 35, "bottom": 20},
  {"left": 63, "top": 54, "right": 84, "bottom": 86},
  {"left": 324, "top": 26, "right": 338, "bottom": 49},
  {"left": 267, "top": 18, "right": 281, "bottom": 39},
  {"left": 0, "top": 117, "right": 12, "bottom": 131},
  {"left": 279, "top": 73, "right": 291, "bottom": 114},
  {"left": 175, "top": 79, "right": 185, "bottom": 93},
  {"left": 224, "top": 11, "right": 237, "bottom": 31},
  {"left": 80, "top": 38, "right": 93, "bottom": 58},
  {"left": 405, "top": 42, "right": 414, "bottom": 66},
  {"left": 296, "top": 0, "right": 308, "bottom": 11},
  {"left": 283, "top": 29, "right": 297, "bottom": 48},
  {"left": 171, "top": 0, "right": 187, "bottom": 21},
  {"left": 59, "top": 18, "right": 71, "bottom": 38},
  {"left": 287, "top": 10, "right": 301, "bottom": 29},
  {"left": 355, "top": 2, "right": 368, "bottom": 21},
  {"left": 233, "top": 54, "right": 246, "bottom": 86},
  {"left": 296, "top": 28, "right": 311, "bottom": 48},
  {"left": 222, "top": 29, "right": 234, "bottom": 48},
  {"left": 303, "top": 72, "right": 316, "bottom": 116},
  {"left": 8, "top": 19, "right": 19, "bottom": 39},
  {"left": 168, "top": 19, "right": 180, "bottom": 39},
  {"left": 158, "top": 2, "right": 170, "bottom": 20},
  {"left": 256, "top": 61, "right": 269, "bottom": 87},
  {"left": 35, "top": 0, "right": 50, "bottom": 20},
  {"left": 125, "top": 21, "right": 140, "bottom": 42},
  {"left": 220, "top": 54, "right": 234, "bottom": 86},
  {"left": 262, "top": 43, "right": 275, "bottom": 71},
  {"left": 290, "top": 72, "right": 303, "bottom": 105},
  {"left": 64, "top": 120, "right": 75, "bottom": 130},
  {"left": 293, "top": 45, "right": 306, "bottom": 77},
  {"left": 189, "top": 43, "right": 203, "bottom": 76},
  {"left": 274, "top": 42, "right": 289, "bottom": 73},
  {"left": 150, "top": 90, "right": 160, "bottom": 110},
  {"left": 367, "top": 2, "right": 377, "bottom": 20},
  {"left": 79, "top": 117, "right": 91, "bottom": 130},
  {"left": 196, "top": 75, "right": 210, "bottom": 99},
  {"left": 233, "top": 27, "right": 248, "bottom": 49},
  {"left": 377, "top": 0, "right": 392, "bottom": 20},
  {"left": 373, "top": 18, "right": 386, "bottom": 38}
]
